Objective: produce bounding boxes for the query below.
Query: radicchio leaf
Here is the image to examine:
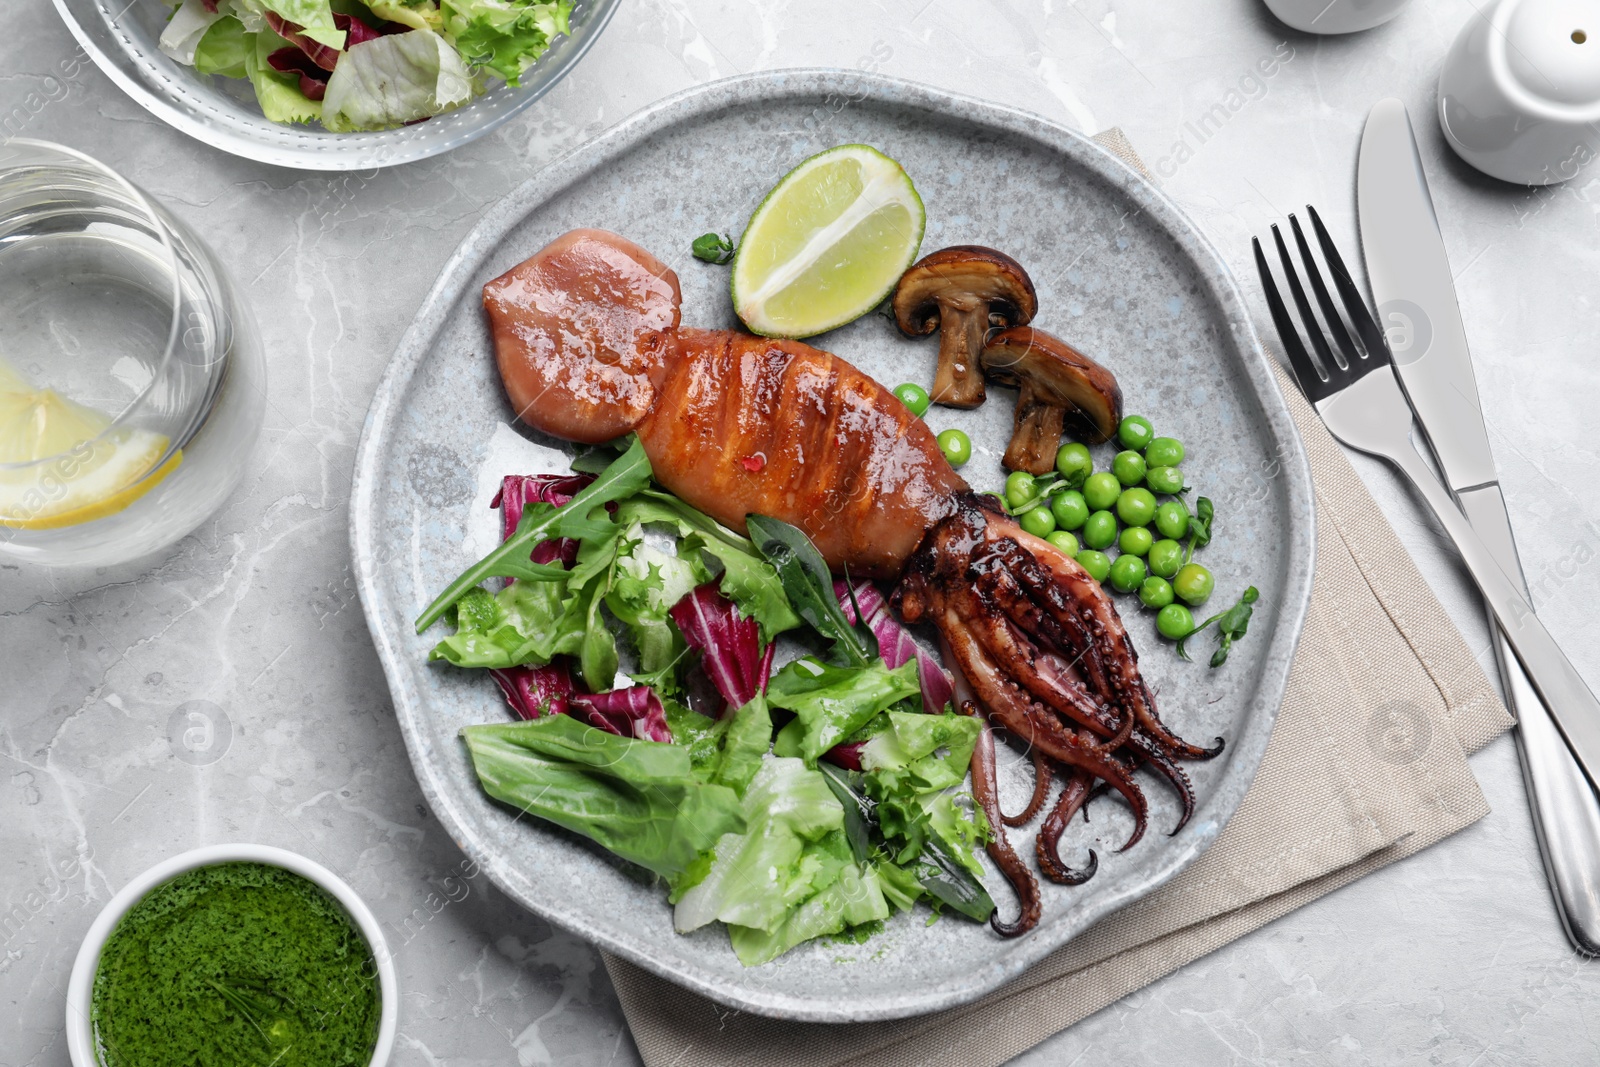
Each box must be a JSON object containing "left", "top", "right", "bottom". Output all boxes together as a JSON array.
[
  {"left": 570, "top": 686, "right": 672, "bottom": 744},
  {"left": 492, "top": 662, "right": 669, "bottom": 742},
  {"left": 668, "top": 582, "right": 773, "bottom": 715},
  {"left": 334, "top": 11, "right": 386, "bottom": 47},
  {"left": 833, "top": 579, "right": 955, "bottom": 714},
  {"left": 491, "top": 661, "right": 575, "bottom": 721},
  {"left": 492, "top": 473, "right": 594, "bottom": 571},
  {"left": 267, "top": 47, "right": 331, "bottom": 99},
  {"left": 263, "top": 11, "right": 343, "bottom": 69},
  {"left": 264, "top": 11, "right": 387, "bottom": 73}
]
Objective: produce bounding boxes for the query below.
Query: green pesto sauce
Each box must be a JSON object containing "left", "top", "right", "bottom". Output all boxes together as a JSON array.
[{"left": 91, "top": 861, "right": 380, "bottom": 1067}]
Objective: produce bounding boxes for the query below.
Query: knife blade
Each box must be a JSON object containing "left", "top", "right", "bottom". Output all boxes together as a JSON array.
[{"left": 1358, "top": 97, "right": 1600, "bottom": 954}]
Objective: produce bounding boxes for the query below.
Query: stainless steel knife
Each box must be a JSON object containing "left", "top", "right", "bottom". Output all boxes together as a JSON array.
[{"left": 1358, "top": 97, "right": 1600, "bottom": 954}]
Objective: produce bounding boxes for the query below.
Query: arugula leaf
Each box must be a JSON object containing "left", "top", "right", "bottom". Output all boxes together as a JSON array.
[
  {"left": 416, "top": 438, "right": 653, "bottom": 632},
  {"left": 746, "top": 514, "right": 875, "bottom": 665},
  {"left": 1177, "top": 585, "right": 1260, "bottom": 667},
  {"left": 819, "top": 763, "right": 876, "bottom": 865}
]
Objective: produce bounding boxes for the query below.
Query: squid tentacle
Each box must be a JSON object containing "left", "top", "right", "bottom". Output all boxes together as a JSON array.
[
  {"left": 1126, "top": 729, "right": 1198, "bottom": 835},
  {"left": 966, "top": 705, "right": 1041, "bottom": 938},
  {"left": 1001, "top": 747, "right": 1053, "bottom": 828},
  {"left": 1037, "top": 768, "right": 1099, "bottom": 885}
]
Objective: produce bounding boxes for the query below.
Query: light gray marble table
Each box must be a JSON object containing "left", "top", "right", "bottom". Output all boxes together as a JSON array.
[{"left": 5, "top": 1, "right": 1599, "bottom": 1063}]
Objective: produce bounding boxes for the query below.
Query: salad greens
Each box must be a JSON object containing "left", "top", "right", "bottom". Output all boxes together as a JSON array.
[
  {"left": 427, "top": 445, "right": 995, "bottom": 964},
  {"left": 159, "top": 0, "right": 572, "bottom": 132}
]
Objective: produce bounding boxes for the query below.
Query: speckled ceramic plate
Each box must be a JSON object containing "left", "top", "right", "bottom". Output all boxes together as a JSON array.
[{"left": 350, "top": 70, "right": 1315, "bottom": 1022}]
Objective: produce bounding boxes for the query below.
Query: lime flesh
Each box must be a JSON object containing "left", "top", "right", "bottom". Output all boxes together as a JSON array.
[{"left": 731, "top": 144, "right": 925, "bottom": 338}]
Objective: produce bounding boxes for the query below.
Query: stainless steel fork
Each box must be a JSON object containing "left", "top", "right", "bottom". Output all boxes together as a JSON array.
[{"left": 1254, "top": 211, "right": 1600, "bottom": 794}]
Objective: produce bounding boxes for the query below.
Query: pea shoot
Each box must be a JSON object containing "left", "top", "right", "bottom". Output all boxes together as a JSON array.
[
  {"left": 1177, "top": 586, "right": 1261, "bottom": 667},
  {"left": 1183, "top": 495, "right": 1214, "bottom": 563},
  {"left": 691, "top": 232, "right": 736, "bottom": 264}
]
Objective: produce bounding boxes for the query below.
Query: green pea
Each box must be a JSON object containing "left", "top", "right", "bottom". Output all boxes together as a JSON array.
[
  {"left": 1112, "top": 450, "right": 1147, "bottom": 487},
  {"left": 1147, "top": 538, "right": 1184, "bottom": 578},
  {"left": 1145, "top": 466, "right": 1184, "bottom": 495},
  {"left": 937, "top": 428, "right": 971, "bottom": 468},
  {"left": 982, "top": 491, "right": 1008, "bottom": 510},
  {"left": 1118, "top": 414, "right": 1155, "bottom": 451},
  {"left": 1173, "top": 562, "right": 1215, "bottom": 605},
  {"left": 1050, "top": 489, "right": 1089, "bottom": 530},
  {"left": 1047, "top": 530, "right": 1080, "bottom": 557},
  {"left": 1118, "top": 526, "right": 1153, "bottom": 557},
  {"left": 1144, "top": 436, "right": 1185, "bottom": 468},
  {"left": 1156, "top": 603, "right": 1195, "bottom": 639},
  {"left": 1154, "top": 501, "right": 1190, "bottom": 540},
  {"left": 1004, "top": 470, "right": 1039, "bottom": 509},
  {"left": 1116, "top": 487, "right": 1157, "bottom": 526},
  {"left": 1081, "top": 510, "right": 1118, "bottom": 550},
  {"left": 1077, "top": 550, "right": 1112, "bottom": 582},
  {"left": 1109, "top": 554, "right": 1147, "bottom": 593},
  {"left": 1019, "top": 505, "right": 1057, "bottom": 538},
  {"left": 1083, "top": 471, "right": 1121, "bottom": 511},
  {"left": 1055, "top": 442, "right": 1094, "bottom": 486},
  {"left": 893, "top": 382, "right": 930, "bottom": 417},
  {"left": 1139, "top": 576, "right": 1175, "bottom": 609}
]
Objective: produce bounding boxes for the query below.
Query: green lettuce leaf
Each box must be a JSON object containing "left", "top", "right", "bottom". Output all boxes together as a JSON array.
[
  {"left": 160, "top": 0, "right": 225, "bottom": 65},
  {"left": 614, "top": 492, "right": 799, "bottom": 641},
  {"left": 768, "top": 659, "right": 920, "bottom": 765},
  {"left": 441, "top": 0, "right": 571, "bottom": 84},
  {"left": 859, "top": 710, "right": 982, "bottom": 793},
  {"left": 246, "top": 0, "right": 345, "bottom": 47},
  {"left": 728, "top": 861, "right": 889, "bottom": 966},
  {"left": 365, "top": 0, "right": 441, "bottom": 30},
  {"left": 606, "top": 533, "right": 705, "bottom": 681},
  {"left": 321, "top": 28, "right": 474, "bottom": 132},
  {"left": 192, "top": 15, "right": 252, "bottom": 78},
  {"left": 461, "top": 715, "right": 745, "bottom": 882},
  {"left": 664, "top": 695, "right": 772, "bottom": 800},
  {"left": 673, "top": 757, "right": 846, "bottom": 935},
  {"left": 243, "top": 28, "right": 322, "bottom": 124}
]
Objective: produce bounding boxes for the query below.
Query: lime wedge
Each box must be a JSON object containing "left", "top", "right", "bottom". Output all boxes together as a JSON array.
[
  {"left": 0, "top": 364, "right": 178, "bottom": 530},
  {"left": 731, "top": 144, "right": 925, "bottom": 338}
]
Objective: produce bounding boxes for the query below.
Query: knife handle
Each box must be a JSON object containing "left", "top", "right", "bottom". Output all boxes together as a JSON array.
[
  {"left": 1387, "top": 442, "right": 1600, "bottom": 798},
  {"left": 1498, "top": 622, "right": 1600, "bottom": 955},
  {"left": 1457, "top": 485, "right": 1600, "bottom": 954}
]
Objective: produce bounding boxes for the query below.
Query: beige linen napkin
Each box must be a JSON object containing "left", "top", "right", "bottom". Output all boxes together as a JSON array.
[{"left": 602, "top": 131, "right": 1515, "bottom": 1067}]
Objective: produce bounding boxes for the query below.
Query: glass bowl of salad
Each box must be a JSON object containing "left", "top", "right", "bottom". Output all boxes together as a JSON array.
[{"left": 49, "top": 0, "right": 619, "bottom": 171}]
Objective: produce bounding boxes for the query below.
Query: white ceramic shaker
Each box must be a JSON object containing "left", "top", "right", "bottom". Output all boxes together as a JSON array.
[{"left": 1439, "top": 0, "right": 1600, "bottom": 184}]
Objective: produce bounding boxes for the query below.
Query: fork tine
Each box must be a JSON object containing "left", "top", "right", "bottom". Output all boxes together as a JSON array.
[
  {"left": 1253, "top": 236, "right": 1332, "bottom": 404},
  {"left": 1307, "top": 204, "right": 1390, "bottom": 365},
  {"left": 1269, "top": 224, "right": 1342, "bottom": 385},
  {"left": 1288, "top": 213, "right": 1358, "bottom": 371}
]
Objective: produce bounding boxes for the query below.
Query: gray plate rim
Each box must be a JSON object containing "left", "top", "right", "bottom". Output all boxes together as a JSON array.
[{"left": 350, "top": 68, "right": 1316, "bottom": 1022}]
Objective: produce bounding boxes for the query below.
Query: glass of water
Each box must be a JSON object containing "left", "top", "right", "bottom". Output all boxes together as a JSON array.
[{"left": 0, "top": 139, "right": 264, "bottom": 566}]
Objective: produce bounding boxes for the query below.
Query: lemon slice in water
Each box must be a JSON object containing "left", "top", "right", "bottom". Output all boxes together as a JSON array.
[
  {"left": 730, "top": 144, "right": 925, "bottom": 339},
  {"left": 0, "top": 364, "right": 178, "bottom": 530}
]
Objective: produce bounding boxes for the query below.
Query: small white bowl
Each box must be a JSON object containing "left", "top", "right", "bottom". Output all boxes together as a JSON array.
[
  {"left": 1260, "top": 0, "right": 1412, "bottom": 34},
  {"left": 66, "top": 844, "right": 397, "bottom": 1067},
  {"left": 1438, "top": 0, "right": 1600, "bottom": 184}
]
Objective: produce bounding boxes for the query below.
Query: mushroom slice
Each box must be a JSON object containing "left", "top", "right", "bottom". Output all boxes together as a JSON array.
[
  {"left": 980, "top": 326, "right": 1123, "bottom": 474},
  {"left": 892, "top": 246, "right": 1037, "bottom": 409}
]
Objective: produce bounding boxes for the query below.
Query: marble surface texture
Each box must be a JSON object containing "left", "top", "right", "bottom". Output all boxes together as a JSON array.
[{"left": 3, "top": 1, "right": 1598, "bottom": 1064}]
